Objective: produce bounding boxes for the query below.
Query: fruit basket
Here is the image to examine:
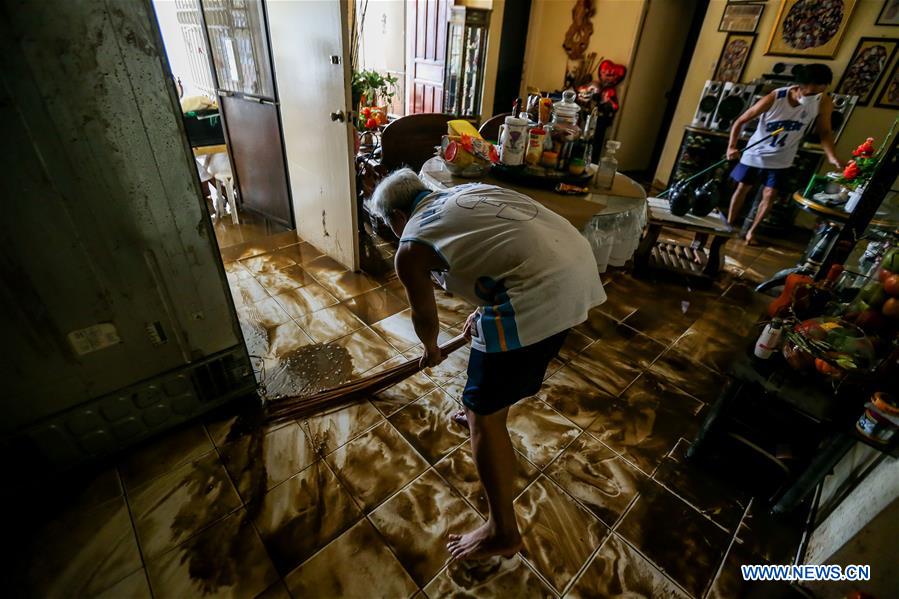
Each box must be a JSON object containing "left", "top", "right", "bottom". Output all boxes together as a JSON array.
[
  {"left": 438, "top": 135, "right": 493, "bottom": 178},
  {"left": 782, "top": 316, "right": 877, "bottom": 381}
]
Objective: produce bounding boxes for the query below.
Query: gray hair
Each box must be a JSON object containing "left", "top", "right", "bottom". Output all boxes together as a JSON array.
[{"left": 366, "top": 168, "right": 428, "bottom": 221}]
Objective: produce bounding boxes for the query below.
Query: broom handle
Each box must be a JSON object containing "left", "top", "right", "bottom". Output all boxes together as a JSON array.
[{"left": 658, "top": 126, "right": 786, "bottom": 198}]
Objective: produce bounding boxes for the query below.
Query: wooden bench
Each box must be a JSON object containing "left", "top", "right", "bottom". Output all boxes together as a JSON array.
[{"left": 634, "top": 198, "right": 737, "bottom": 280}]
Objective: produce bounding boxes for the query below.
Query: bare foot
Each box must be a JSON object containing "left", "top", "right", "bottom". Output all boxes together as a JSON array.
[
  {"left": 450, "top": 409, "right": 468, "bottom": 427},
  {"left": 446, "top": 522, "right": 522, "bottom": 561}
]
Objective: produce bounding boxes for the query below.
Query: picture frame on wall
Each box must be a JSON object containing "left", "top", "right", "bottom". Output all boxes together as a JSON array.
[
  {"left": 765, "top": 0, "right": 858, "bottom": 58},
  {"left": 714, "top": 33, "right": 757, "bottom": 82},
  {"left": 876, "top": 0, "right": 899, "bottom": 26},
  {"left": 874, "top": 59, "right": 899, "bottom": 109},
  {"left": 719, "top": 3, "right": 765, "bottom": 33},
  {"left": 835, "top": 37, "right": 899, "bottom": 105}
]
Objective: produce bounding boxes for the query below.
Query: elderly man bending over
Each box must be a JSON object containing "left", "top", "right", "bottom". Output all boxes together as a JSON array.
[{"left": 368, "top": 169, "right": 605, "bottom": 560}]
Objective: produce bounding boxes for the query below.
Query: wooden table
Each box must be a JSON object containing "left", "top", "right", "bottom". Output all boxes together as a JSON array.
[
  {"left": 792, "top": 191, "right": 899, "bottom": 228},
  {"left": 634, "top": 198, "right": 737, "bottom": 280}
]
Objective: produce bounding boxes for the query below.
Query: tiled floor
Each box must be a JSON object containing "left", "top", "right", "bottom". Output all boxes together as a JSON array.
[{"left": 8, "top": 217, "right": 809, "bottom": 598}]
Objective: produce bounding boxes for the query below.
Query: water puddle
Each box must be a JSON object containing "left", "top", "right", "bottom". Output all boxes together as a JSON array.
[{"left": 263, "top": 343, "right": 354, "bottom": 398}]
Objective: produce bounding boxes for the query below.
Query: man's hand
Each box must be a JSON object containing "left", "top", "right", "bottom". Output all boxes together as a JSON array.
[
  {"left": 462, "top": 311, "right": 478, "bottom": 339},
  {"left": 726, "top": 146, "right": 740, "bottom": 161},
  {"left": 420, "top": 343, "right": 443, "bottom": 369},
  {"left": 828, "top": 156, "right": 844, "bottom": 170}
]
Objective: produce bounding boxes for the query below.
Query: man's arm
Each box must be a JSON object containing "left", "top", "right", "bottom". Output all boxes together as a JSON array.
[
  {"left": 727, "top": 91, "right": 776, "bottom": 160},
  {"left": 815, "top": 94, "right": 842, "bottom": 169},
  {"left": 394, "top": 240, "right": 446, "bottom": 367}
]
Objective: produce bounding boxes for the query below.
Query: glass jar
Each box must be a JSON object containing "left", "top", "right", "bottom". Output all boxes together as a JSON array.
[{"left": 549, "top": 90, "right": 581, "bottom": 144}]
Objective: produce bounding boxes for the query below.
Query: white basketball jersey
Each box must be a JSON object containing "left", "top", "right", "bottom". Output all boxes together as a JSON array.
[
  {"left": 741, "top": 87, "right": 820, "bottom": 170},
  {"left": 402, "top": 184, "right": 606, "bottom": 353}
]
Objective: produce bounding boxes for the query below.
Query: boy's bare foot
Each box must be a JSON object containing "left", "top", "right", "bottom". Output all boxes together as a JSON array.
[
  {"left": 450, "top": 409, "right": 468, "bottom": 427},
  {"left": 447, "top": 522, "right": 522, "bottom": 561}
]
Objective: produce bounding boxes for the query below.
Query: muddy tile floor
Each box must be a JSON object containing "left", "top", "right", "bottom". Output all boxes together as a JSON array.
[{"left": 8, "top": 221, "right": 809, "bottom": 598}]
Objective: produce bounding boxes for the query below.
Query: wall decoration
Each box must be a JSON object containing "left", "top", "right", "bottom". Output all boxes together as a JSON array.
[
  {"left": 563, "top": 0, "right": 596, "bottom": 88},
  {"left": 715, "top": 33, "right": 757, "bottom": 82},
  {"left": 876, "top": 0, "right": 899, "bottom": 26},
  {"left": 765, "top": 0, "right": 858, "bottom": 58},
  {"left": 719, "top": 3, "right": 765, "bottom": 33},
  {"left": 835, "top": 37, "right": 899, "bottom": 105},
  {"left": 874, "top": 59, "right": 899, "bottom": 108}
]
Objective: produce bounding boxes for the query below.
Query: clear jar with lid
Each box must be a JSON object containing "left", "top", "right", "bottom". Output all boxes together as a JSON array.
[{"left": 549, "top": 90, "right": 581, "bottom": 144}]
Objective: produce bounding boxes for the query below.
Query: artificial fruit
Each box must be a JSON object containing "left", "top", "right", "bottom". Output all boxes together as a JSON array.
[
  {"left": 883, "top": 273, "right": 899, "bottom": 297},
  {"left": 883, "top": 297, "right": 899, "bottom": 319},
  {"left": 881, "top": 248, "right": 899, "bottom": 273}
]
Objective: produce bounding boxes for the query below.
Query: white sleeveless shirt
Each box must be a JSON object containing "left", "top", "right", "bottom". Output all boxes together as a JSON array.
[
  {"left": 402, "top": 183, "right": 606, "bottom": 353},
  {"left": 741, "top": 86, "right": 820, "bottom": 170}
]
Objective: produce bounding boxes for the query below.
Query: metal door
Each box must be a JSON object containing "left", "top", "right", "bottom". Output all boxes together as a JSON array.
[{"left": 200, "top": 0, "right": 293, "bottom": 226}]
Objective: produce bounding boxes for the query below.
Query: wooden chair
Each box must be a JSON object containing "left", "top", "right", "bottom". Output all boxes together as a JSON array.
[
  {"left": 379, "top": 113, "right": 455, "bottom": 172},
  {"left": 478, "top": 112, "right": 512, "bottom": 143}
]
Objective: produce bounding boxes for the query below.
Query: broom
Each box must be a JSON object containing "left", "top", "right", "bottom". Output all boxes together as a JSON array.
[
  {"left": 657, "top": 126, "right": 785, "bottom": 198},
  {"left": 264, "top": 334, "right": 469, "bottom": 423}
]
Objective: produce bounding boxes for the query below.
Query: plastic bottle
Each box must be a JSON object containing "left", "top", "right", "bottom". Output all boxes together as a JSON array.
[
  {"left": 594, "top": 140, "right": 621, "bottom": 189},
  {"left": 754, "top": 318, "right": 783, "bottom": 359},
  {"left": 525, "top": 125, "right": 546, "bottom": 166}
]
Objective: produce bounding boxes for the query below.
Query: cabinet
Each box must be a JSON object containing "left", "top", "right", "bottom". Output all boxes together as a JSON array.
[{"left": 443, "top": 6, "right": 490, "bottom": 120}]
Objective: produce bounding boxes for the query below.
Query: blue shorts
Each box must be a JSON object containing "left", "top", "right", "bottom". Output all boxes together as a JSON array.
[
  {"left": 462, "top": 329, "right": 569, "bottom": 415},
  {"left": 730, "top": 163, "right": 790, "bottom": 191}
]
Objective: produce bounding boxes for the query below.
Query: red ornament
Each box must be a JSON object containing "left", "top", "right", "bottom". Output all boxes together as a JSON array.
[
  {"left": 598, "top": 59, "right": 626, "bottom": 87},
  {"left": 362, "top": 107, "right": 372, "bottom": 118},
  {"left": 365, "top": 117, "right": 378, "bottom": 130},
  {"left": 600, "top": 87, "right": 620, "bottom": 112}
]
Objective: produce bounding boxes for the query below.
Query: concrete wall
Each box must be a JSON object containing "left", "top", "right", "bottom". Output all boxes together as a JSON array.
[
  {"left": 358, "top": 0, "right": 407, "bottom": 74},
  {"left": 521, "top": 0, "right": 645, "bottom": 96},
  {"left": 805, "top": 453, "right": 898, "bottom": 598},
  {"left": 655, "top": 0, "right": 899, "bottom": 186},
  {"left": 613, "top": 0, "right": 699, "bottom": 171}
]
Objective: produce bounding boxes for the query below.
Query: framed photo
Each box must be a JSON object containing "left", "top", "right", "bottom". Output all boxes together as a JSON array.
[
  {"left": 719, "top": 3, "right": 766, "bottom": 33},
  {"left": 876, "top": 0, "right": 899, "bottom": 26},
  {"left": 715, "top": 33, "right": 757, "bottom": 82},
  {"left": 765, "top": 0, "right": 858, "bottom": 58},
  {"left": 835, "top": 37, "right": 899, "bottom": 105},
  {"left": 874, "top": 59, "right": 899, "bottom": 108}
]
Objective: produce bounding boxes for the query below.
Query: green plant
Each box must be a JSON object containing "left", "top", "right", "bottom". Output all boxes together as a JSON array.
[{"left": 352, "top": 69, "right": 398, "bottom": 108}]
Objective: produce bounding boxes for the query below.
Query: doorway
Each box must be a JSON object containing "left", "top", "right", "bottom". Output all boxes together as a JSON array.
[
  {"left": 615, "top": 0, "right": 708, "bottom": 184},
  {"left": 152, "top": 0, "right": 294, "bottom": 256},
  {"left": 152, "top": 0, "right": 366, "bottom": 387}
]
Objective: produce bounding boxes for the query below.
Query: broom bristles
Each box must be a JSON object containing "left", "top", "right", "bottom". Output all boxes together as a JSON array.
[{"left": 264, "top": 334, "right": 468, "bottom": 422}]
